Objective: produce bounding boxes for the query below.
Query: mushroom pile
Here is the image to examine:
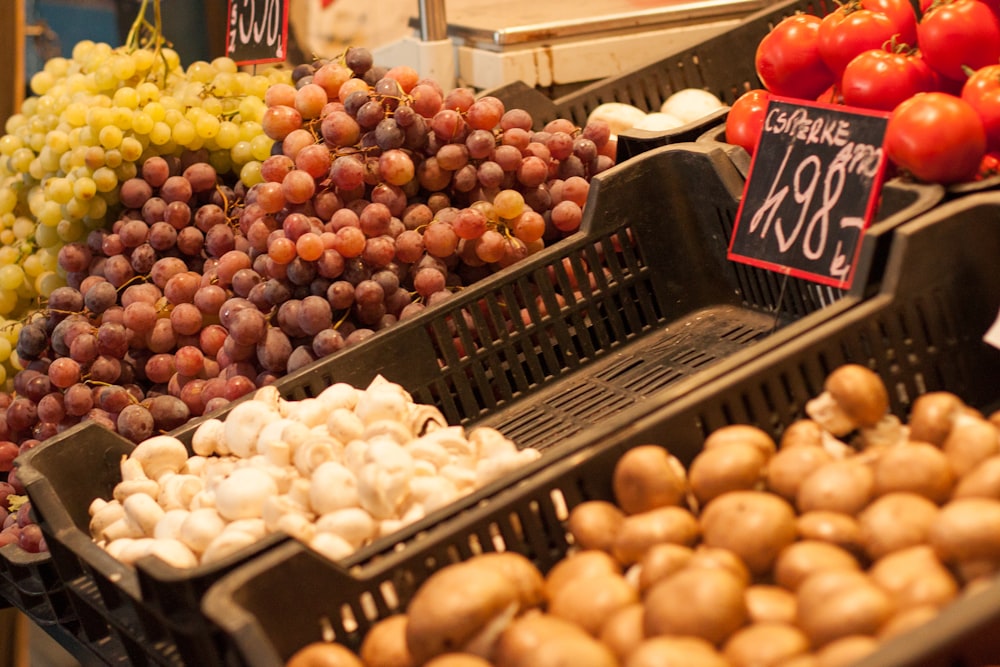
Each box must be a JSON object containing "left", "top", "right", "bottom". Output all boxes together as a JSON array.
[
  {"left": 87, "top": 376, "right": 541, "bottom": 568},
  {"left": 285, "top": 364, "right": 1000, "bottom": 667}
]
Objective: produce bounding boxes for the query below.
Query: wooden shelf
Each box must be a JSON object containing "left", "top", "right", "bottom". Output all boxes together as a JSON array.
[{"left": 0, "top": 0, "right": 26, "bottom": 129}]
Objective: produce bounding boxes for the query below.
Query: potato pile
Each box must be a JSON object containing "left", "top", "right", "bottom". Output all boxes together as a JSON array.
[{"left": 285, "top": 364, "right": 1000, "bottom": 667}]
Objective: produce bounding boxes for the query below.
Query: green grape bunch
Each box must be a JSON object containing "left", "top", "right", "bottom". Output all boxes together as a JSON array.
[{"left": 0, "top": 1, "right": 292, "bottom": 386}]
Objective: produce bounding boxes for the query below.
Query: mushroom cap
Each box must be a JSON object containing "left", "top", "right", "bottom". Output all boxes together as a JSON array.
[
  {"left": 473, "top": 552, "right": 545, "bottom": 610},
  {"left": 405, "top": 561, "right": 521, "bottom": 663},
  {"left": 704, "top": 424, "right": 777, "bottom": 459},
  {"left": 612, "top": 445, "right": 687, "bottom": 515},
  {"left": 285, "top": 642, "right": 364, "bottom": 667},
  {"left": 823, "top": 364, "right": 890, "bottom": 428},
  {"left": 423, "top": 655, "right": 493, "bottom": 667},
  {"left": 908, "top": 392, "right": 966, "bottom": 446},
  {"left": 493, "top": 611, "right": 587, "bottom": 667},
  {"left": 358, "top": 614, "right": 417, "bottom": 667}
]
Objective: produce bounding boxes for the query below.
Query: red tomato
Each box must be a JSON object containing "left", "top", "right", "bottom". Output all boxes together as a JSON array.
[
  {"left": 862, "top": 0, "right": 919, "bottom": 43},
  {"left": 885, "top": 92, "right": 987, "bottom": 183},
  {"left": 841, "top": 48, "right": 936, "bottom": 111},
  {"left": 962, "top": 65, "right": 1000, "bottom": 152},
  {"left": 755, "top": 14, "right": 836, "bottom": 100},
  {"left": 816, "top": 84, "right": 845, "bottom": 105},
  {"left": 917, "top": 0, "right": 1000, "bottom": 82},
  {"left": 725, "top": 89, "right": 770, "bottom": 155},
  {"left": 818, "top": 7, "right": 901, "bottom": 80}
]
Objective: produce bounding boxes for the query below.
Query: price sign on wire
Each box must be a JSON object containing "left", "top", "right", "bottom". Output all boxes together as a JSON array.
[
  {"left": 728, "top": 97, "right": 890, "bottom": 290},
  {"left": 226, "top": 0, "right": 290, "bottom": 66}
]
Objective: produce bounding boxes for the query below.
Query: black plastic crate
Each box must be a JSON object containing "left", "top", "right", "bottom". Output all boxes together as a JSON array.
[
  {"left": 201, "top": 189, "right": 1000, "bottom": 667},
  {"left": 0, "top": 544, "right": 76, "bottom": 629},
  {"left": 486, "top": 0, "right": 837, "bottom": 162},
  {"left": 15, "top": 141, "right": 941, "bottom": 667}
]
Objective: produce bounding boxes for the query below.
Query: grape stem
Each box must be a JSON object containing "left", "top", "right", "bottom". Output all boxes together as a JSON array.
[{"left": 125, "top": 0, "right": 170, "bottom": 82}]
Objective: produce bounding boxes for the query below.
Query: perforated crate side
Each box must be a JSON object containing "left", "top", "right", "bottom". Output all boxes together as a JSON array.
[{"left": 204, "top": 190, "right": 1000, "bottom": 667}]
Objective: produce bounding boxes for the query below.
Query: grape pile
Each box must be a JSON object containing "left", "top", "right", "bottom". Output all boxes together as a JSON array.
[
  {"left": 0, "top": 44, "right": 617, "bottom": 465},
  {"left": 0, "top": 44, "right": 619, "bottom": 567},
  {"left": 0, "top": 40, "right": 290, "bottom": 387}
]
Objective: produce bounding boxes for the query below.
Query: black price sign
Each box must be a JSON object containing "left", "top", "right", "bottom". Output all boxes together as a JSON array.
[
  {"left": 728, "top": 97, "right": 890, "bottom": 289},
  {"left": 226, "top": 0, "right": 290, "bottom": 66}
]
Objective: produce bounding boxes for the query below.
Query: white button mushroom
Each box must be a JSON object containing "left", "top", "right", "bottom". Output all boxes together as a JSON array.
[
  {"left": 292, "top": 436, "right": 341, "bottom": 476},
  {"left": 327, "top": 407, "right": 366, "bottom": 444},
  {"left": 225, "top": 518, "right": 267, "bottom": 540},
  {"left": 354, "top": 385, "right": 409, "bottom": 425},
  {"left": 410, "top": 475, "right": 461, "bottom": 513},
  {"left": 223, "top": 399, "right": 282, "bottom": 459},
  {"left": 130, "top": 435, "right": 190, "bottom": 481},
  {"left": 275, "top": 512, "right": 317, "bottom": 543},
  {"left": 315, "top": 507, "right": 378, "bottom": 549},
  {"left": 316, "top": 382, "right": 361, "bottom": 410},
  {"left": 153, "top": 508, "right": 190, "bottom": 542},
  {"left": 200, "top": 529, "right": 259, "bottom": 565},
  {"left": 146, "top": 538, "right": 199, "bottom": 569},
  {"left": 122, "top": 492, "right": 167, "bottom": 538},
  {"left": 262, "top": 493, "right": 316, "bottom": 533},
  {"left": 88, "top": 498, "right": 125, "bottom": 541},
  {"left": 157, "top": 473, "right": 204, "bottom": 511},
  {"left": 309, "top": 531, "right": 355, "bottom": 561},
  {"left": 178, "top": 507, "right": 227, "bottom": 554},
  {"left": 113, "top": 457, "right": 160, "bottom": 502},
  {"left": 214, "top": 467, "right": 279, "bottom": 521},
  {"left": 191, "top": 418, "right": 228, "bottom": 457},
  {"left": 309, "top": 461, "right": 360, "bottom": 514},
  {"left": 283, "top": 397, "right": 328, "bottom": 428},
  {"left": 364, "top": 419, "right": 414, "bottom": 445}
]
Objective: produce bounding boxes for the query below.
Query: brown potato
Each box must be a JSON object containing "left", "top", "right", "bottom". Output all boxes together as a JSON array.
[
  {"left": 795, "top": 570, "right": 892, "bottom": 647},
  {"left": 612, "top": 505, "right": 700, "bottom": 565},
  {"left": 795, "top": 511, "right": 864, "bottom": 555},
  {"left": 566, "top": 500, "right": 625, "bottom": 553},
  {"left": 359, "top": 615, "right": 416, "bottom": 667},
  {"left": 704, "top": 424, "right": 777, "bottom": 459},
  {"left": 543, "top": 550, "right": 620, "bottom": 602},
  {"left": 613, "top": 445, "right": 687, "bottom": 515},
  {"left": 872, "top": 441, "right": 954, "bottom": 503},
  {"left": 797, "top": 459, "right": 874, "bottom": 515},
  {"left": 635, "top": 543, "right": 694, "bottom": 593},
  {"left": 644, "top": 567, "right": 747, "bottom": 645},
  {"left": 700, "top": 490, "right": 797, "bottom": 576},
  {"left": 929, "top": 497, "right": 1000, "bottom": 564},
  {"left": 722, "top": 622, "right": 810, "bottom": 667},
  {"left": 868, "top": 545, "right": 958, "bottom": 609},
  {"left": 942, "top": 415, "right": 1000, "bottom": 478},
  {"left": 625, "top": 636, "right": 730, "bottom": 667},
  {"left": 953, "top": 455, "right": 1000, "bottom": 499},
  {"left": 598, "top": 602, "right": 645, "bottom": 662},
  {"left": 773, "top": 540, "right": 860, "bottom": 591},
  {"left": 745, "top": 585, "right": 797, "bottom": 625},
  {"left": 689, "top": 441, "right": 768, "bottom": 506},
  {"left": 547, "top": 572, "right": 638, "bottom": 636},
  {"left": 766, "top": 444, "right": 835, "bottom": 503},
  {"left": 857, "top": 492, "right": 939, "bottom": 560}
]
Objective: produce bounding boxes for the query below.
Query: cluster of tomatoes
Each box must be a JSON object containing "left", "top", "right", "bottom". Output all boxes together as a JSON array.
[{"left": 726, "top": 0, "right": 1000, "bottom": 184}]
